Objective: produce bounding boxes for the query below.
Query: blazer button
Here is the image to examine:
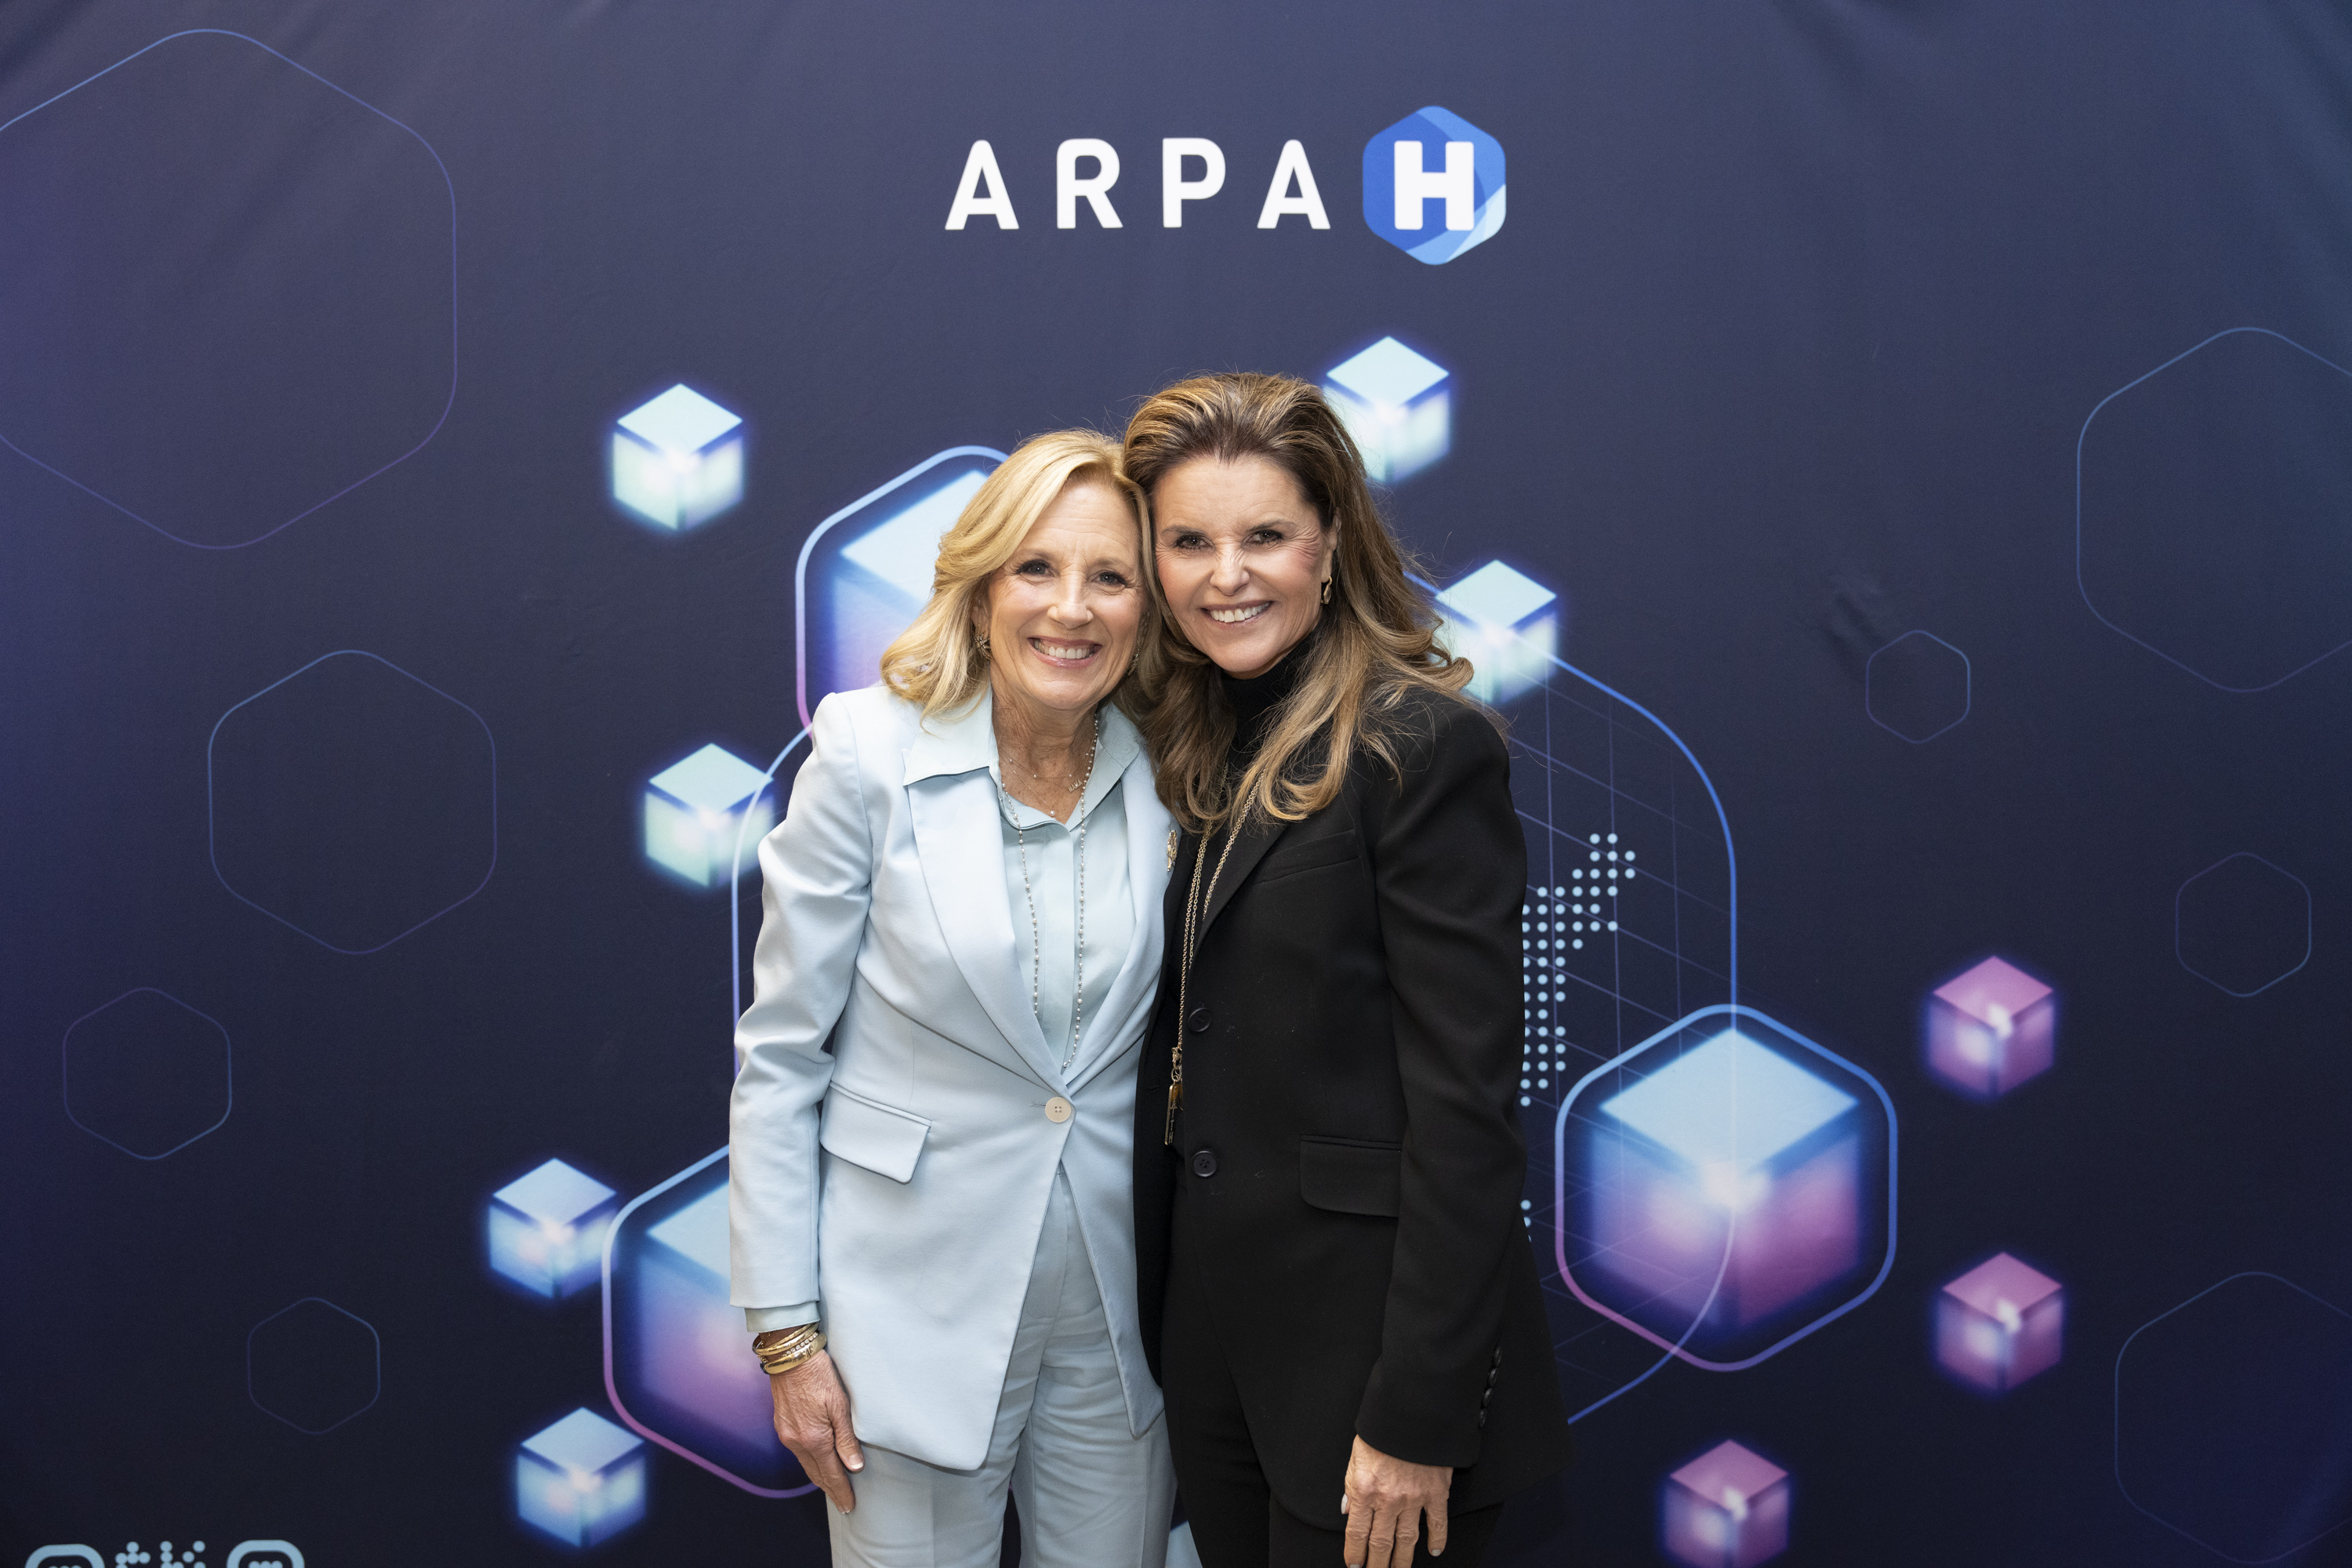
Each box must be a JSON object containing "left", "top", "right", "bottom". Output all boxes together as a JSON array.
[
  {"left": 1191, "top": 1149, "right": 1218, "bottom": 1178},
  {"left": 1187, "top": 1007, "right": 1211, "bottom": 1033},
  {"left": 1044, "top": 1097, "right": 1073, "bottom": 1123},
  {"left": 1475, "top": 1410, "right": 1488, "bottom": 1428}
]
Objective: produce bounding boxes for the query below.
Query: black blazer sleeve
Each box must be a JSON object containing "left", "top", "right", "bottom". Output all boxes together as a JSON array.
[{"left": 1352, "top": 699, "right": 1531, "bottom": 1465}]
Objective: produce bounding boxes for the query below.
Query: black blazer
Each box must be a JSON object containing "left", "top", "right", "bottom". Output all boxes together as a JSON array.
[{"left": 1134, "top": 684, "right": 1572, "bottom": 1527}]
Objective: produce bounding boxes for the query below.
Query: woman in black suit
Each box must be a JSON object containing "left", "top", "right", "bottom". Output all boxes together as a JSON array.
[{"left": 1123, "top": 373, "right": 1571, "bottom": 1568}]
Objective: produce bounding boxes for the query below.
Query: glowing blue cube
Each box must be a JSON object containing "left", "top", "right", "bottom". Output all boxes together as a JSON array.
[
  {"left": 612, "top": 384, "right": 744, "bottom": 530},
  {"left": 1436, "top": 561, "right": 1557, "bottom": 704},
  {"left": 1326, "top": 337, "right": 1450, "bottom": 482},
  {"left": 1591, "top": 1032, "right": 1862, "bottom": 1330},
  {"left": 644, "top": 743, "right": 775, "bottom": 889},
  {"left": 516, "top": 1407, "right": 645, "bottom": 1548},
  {"left": 831, "top": 466, "right": 987, "bottom": 683},
  {"left": 488, "top": 1158, "right": 618, "bottom": 1301},
  {"left": 632, "top": 1182, "right": 778, "bottom": 1471}
]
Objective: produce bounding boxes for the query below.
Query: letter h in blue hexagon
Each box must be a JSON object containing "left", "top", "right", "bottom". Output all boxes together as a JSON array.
[{"left": 1361, "top": 106, "right": 1505, "bottom": 264}]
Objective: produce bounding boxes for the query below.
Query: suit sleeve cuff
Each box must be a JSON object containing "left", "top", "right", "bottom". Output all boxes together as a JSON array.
[
  {"left": 1357, "top": 1370, "right": 1485, "bottom": 1470},
  {"left": 744, "top": 1301, "right": 822, "bottom": 1334}
]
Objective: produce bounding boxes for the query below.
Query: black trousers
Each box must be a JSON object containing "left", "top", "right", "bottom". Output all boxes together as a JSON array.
[{"left": 1163, "top": 1197, "right": 1502, "bottom": 1568}]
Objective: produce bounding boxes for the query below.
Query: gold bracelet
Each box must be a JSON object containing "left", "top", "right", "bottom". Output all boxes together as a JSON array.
[
  {"left": 759, "top": 1334, "right": 825, "bottom": 1376},
  {"left": 753, "top": 1325, "right": 821, "bottom": 1359},
  {"left": 752, "top": 1324, "right": 826, "bottom": 1376}
]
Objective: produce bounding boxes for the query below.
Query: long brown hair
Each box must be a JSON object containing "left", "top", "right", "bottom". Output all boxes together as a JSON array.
[{"left": 1123, "top": 372, "right": 1480, "bottom": 832}]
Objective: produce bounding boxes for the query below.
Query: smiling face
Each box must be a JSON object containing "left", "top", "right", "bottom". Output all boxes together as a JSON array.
[
  {"left": 974, "top": 475, "right": 1145, "bottom": 724},
  {"left": 1152, "top": 454, "right": 1335, "bottom": 679}
]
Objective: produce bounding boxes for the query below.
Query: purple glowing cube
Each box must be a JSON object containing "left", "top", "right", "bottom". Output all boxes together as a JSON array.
[
  {"left": 1663, "top": 1440, "right": 1790, "bottom": 1568},
  {"left": 1937, "top": 1252, "right": 2063, "bottom": 1392},
  {"left": 1927, "top": 957, "right": 2054, "bottom": 1098},
  {"left": 1590, "top": 1031, "right": 1861, "bottom": 1330},
  {"left": 632, "top": 1182, "right": 779, "bottom": 1470}
]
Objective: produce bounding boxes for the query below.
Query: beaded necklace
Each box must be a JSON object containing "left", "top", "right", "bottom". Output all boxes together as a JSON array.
[{"left": 997, "top": 710, "right": 1102, "bottom": 1071}]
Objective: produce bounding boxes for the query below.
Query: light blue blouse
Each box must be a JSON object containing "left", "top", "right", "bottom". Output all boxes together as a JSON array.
[{"left": 989, "top": 699, "right": 1141, "bottom": 1070}]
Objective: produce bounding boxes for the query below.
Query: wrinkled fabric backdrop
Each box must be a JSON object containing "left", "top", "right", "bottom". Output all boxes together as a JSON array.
[{"left": 5, "top": 2, "right": 2352, "bottom": 1565}]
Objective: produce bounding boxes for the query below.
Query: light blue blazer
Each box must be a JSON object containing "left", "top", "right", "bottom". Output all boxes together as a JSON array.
[{"left": 728, "top": 683, "right": 1173, "bottom": 1472}]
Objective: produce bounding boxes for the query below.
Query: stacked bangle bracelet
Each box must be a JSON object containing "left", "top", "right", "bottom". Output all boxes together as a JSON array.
[{"left": 752, "top": 1323, "right": 826, "bottom": 1376}]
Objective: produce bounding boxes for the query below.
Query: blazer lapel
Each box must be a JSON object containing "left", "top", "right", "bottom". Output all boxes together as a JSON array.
[
  {"left": 905, "top": 769, "right": 1062, "bottom": 1089},
  {"left": 1194, "top": 810, "right": 1287, "bottom": 945},
  {"left": 1065, "top": 753, "right": 1172, "bottom": 1091}
]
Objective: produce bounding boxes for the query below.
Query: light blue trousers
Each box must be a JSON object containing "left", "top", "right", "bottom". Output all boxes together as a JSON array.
[{"left": 827, "top": 1170, "right": 1176, "bottom": 1568}]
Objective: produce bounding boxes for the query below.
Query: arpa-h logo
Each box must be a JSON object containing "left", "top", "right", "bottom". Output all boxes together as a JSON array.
[{"left": 1362, "top": 107, "right": 1504, "bottom": 264}]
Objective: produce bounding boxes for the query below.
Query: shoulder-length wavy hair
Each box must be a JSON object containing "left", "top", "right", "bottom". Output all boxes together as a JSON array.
[
  {"left": 1122, "top": 372, "right": 1481, "bottom": 833},
  {"left": 880, "top": 430, "right": 1152, "bottom": 720}
]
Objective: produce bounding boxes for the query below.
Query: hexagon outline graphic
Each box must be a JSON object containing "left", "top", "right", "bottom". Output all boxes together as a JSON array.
[
  {"left": 2114, "top": 1271, "right": 2352, "bottom": 1564},
  {"left": 0, "top": 29, "right": 456, "bottom": 551},
  {"left": 1553, "top": 1003, "right": 1900, "bottom": 1374},
  {"left": 1864, "top": 630, "right": 1972, "bottom": 743},
  {"left": 61, "top": 986, "right": 232, "bottom": 1160},
  {"left": 759, "top": 445, "right": 1007, "bottom": 1022},
  {"left": 601, "top": 1146, "right": 817, "bottom": 1499},
  {"left": 207, "top": 649, "right": 498, "bottom": 954},
  {"left": 2175, "top": 852, "right": 2311, "bottom": 998},
  {"left": 247, "top": 1296, "right": 381, "bottom": 1435},
  {"left": 791, "top": 445, "right": 1009, "bottom": 728},
  {"left": 2075, "top": 326, "right": 2352, "bottom": 693}
]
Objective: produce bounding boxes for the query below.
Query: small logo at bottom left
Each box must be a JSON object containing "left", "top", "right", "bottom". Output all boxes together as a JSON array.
[{"left": 24, "top": 1542, "right": 301, "bottom": 1568}]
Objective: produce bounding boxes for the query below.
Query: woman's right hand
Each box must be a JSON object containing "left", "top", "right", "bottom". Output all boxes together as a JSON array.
[{"left": 769, "top": 1350, "right": 865, "bottom": 1511}]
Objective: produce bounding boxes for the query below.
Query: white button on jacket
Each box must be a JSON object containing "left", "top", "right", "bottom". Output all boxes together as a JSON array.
[{"left": 728, "top": 684, "right": 1174, "bottom": 1472}]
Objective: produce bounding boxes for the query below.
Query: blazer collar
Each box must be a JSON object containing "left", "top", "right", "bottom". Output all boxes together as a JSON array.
[
  {"left": 1195, "top": 810, "right": 1287, "bottom": 942},
  {"left": 902, "top": 689, "right": 1062, "bottom": 1087},
  {"left": 1064, "top": 742, "right": 1172, "bottom": 1091},
  {"left": 902, "top": 689, "right": 1156, "bottom": 1092},
  {"left": 902, "top": 688, "right": 998, "bottom": 786},
  {"left": 906, "top": 687, "right": 1144, "bottom": 808}
]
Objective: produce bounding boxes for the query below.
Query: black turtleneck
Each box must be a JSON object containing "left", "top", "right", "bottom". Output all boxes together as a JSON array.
[{"left": 1219, "top": 635, "right": 1313, "bottom": 762}]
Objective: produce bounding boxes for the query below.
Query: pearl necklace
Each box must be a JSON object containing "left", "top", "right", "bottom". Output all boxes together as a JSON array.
[{"left": 999, "top": 710, "right": 1102, "bottom": 1071}]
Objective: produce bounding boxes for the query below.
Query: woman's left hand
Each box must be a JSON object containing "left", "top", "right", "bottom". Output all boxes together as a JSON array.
[{"left": 1341, "top": 1436, "right": 1452, "bottom": 1566}]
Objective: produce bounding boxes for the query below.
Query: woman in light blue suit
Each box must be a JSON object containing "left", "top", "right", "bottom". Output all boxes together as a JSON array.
[{"left": 729, "top": 430, "right": 1178, "bottom": 1567}]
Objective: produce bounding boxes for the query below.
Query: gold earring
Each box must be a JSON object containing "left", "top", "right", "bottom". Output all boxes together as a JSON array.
[
  {"left": 976, "top": 635, "right": 991, "bottom": 659},
  {"left": 1319, "top": 577, "right": 1333, "bottom": 605}
]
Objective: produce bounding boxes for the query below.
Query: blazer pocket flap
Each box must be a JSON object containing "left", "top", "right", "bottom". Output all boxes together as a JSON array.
[
  {"left": 1255, "top": 829, "right": 1360, "bottom": 884},
  {"left": 820, "top": 1088, "right": 931, "bottom": 1184},
  {"left": 1299, "top": 1136, "right": 1403, "bottom": 1217}
]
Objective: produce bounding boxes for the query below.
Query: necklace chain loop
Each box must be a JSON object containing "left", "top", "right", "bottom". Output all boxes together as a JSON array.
[
  {"left": 1166, "top": 811, "right": 1243, "bottom": 1145},
  {"left": 999, "top": 710, "right": 1102, "bottom": 1073}
]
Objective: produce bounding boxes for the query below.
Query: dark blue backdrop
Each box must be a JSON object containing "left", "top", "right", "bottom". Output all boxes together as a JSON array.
[{"left": 6, "top": 2, "right": 2352, "bottom": 1564}]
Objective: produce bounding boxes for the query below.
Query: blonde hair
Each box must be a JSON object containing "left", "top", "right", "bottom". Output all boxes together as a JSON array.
[
  {"left": 880, "top": 430, "right": 1152, "bottom": 718},
  {"left": 1122, "top": 372, "right": 1484, "bottom": 833}
]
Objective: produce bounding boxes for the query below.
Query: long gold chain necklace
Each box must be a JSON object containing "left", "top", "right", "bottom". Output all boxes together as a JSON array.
[{"left": 1166, "top": 811, "right": 1243, "bottom": 1145}]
